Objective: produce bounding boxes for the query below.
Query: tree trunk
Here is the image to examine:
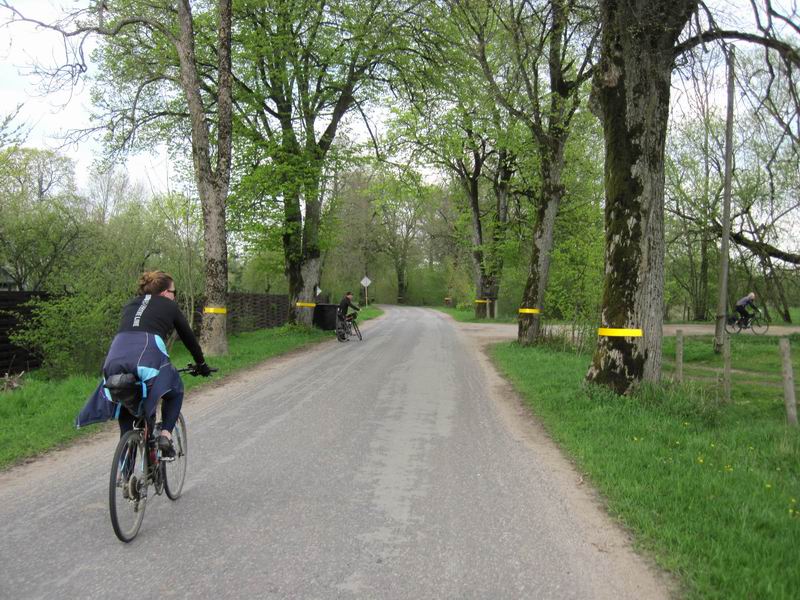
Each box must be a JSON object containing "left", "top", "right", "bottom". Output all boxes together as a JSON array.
[
  {"left": 586, "top": 0, "right": 696, "bottom": 394},
  {"left": 518, "top": 159, "right": 563, "bottom": 345},
  {"left": 693, "top": 237, "right": 709, "bottom": 320},
  {"left": 396, "top": 258, "right": 407, "bottom": 303},
  {"left": 176, "top": 0, "right": 232, "bottom": 356},
  {"left": 769, "top": 265, "right": 792, "bottom": 323},
  {"left": 516, "top": 0, "right": 572, "bottom": 345},
  {"left": 284, "top": 186, "right": 308, "bottom": 325}
]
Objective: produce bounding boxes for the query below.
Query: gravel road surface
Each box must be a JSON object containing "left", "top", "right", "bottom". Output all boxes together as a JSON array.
[{"left": 0, "top": 306, "right": 672, "bottom": 599}]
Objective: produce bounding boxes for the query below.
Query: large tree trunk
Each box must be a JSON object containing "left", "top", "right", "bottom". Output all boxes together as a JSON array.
[
  {"left": 293, "top": 168, "right": 324, "bottom": 326},
  {"left": 176, "top": 0, "right": 232, "bottom": 356},
  {"left": 586, "top": 0, "right": 696, "bottom": 394},
  {"left": 284, "top": 187, "right": 323, "bottom": 327}
]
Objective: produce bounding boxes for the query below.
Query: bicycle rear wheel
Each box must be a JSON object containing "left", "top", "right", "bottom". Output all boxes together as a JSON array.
[
  {"left": 163, "top": 413, "right": 188, "bottom": 500},
  {"left": 724, "top": 316, "right": 741, "bottom": 335},
  {"left": 750, "top": 316, "right": 769, "bottom": 335},
  {"left": 336, "top": 319, "right": 347, "bottom": 342},
  {"left": 352, "top": 320, "right": 362, "bottom": 341},
  {"left": 109, "top": 430, "right": 148, "bottom": 542}
]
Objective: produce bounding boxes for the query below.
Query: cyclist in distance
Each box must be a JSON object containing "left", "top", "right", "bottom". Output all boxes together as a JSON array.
[
  {"left": 734, "top": 292, "right": 758, "bottom": 326},
  {"left": 77, "top": 271, "right": 212, "bottom": 457},
  {"left": 338, "top": 291, "right": 360, "bottom": 322}
]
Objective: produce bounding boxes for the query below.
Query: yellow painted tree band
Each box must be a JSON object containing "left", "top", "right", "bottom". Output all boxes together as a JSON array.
[
  {"left": 474, "top": 299, "right": 489, "bottom": 304},
  {"left": 518, "top": 308, "right": 541, "bottom": 314},
  {"left": 296, "top": 302, "right": 316, "bottom": 308},
  {"left": 203, "top": 307, "right": 227, "bottom": 314},
  {"left": 598, "top": 327, "right": 643, "bottom": 337}
]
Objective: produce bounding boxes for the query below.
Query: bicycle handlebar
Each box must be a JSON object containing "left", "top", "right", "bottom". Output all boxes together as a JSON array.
[{"left": 177, "top": 364, "right": 219, "bottom": 375}]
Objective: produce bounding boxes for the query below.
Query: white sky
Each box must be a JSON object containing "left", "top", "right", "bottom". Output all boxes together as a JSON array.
[
  {"left": 0, "top": 0, "right": 172, "bottom": 194},
  {"left": 0, "top": 0, "right": 794, "bottom": 197}
]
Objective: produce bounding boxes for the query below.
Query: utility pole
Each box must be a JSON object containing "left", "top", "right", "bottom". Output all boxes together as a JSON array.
[{"left": 714, "top": 47, "right": 735, "bottom": 354}]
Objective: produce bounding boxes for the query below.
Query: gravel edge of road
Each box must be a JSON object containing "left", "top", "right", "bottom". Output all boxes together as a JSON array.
[{"left": 440, "top": 311, "right": 680, "bottom": 599}]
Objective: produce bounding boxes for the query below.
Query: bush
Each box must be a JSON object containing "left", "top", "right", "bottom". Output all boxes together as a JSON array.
[{"left": 11, "top": 291, "right": 126, "bottom": 377}]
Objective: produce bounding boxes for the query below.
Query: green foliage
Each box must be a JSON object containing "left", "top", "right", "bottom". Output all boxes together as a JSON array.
[
  {"left": 11, "top": 291, "right": 126, "bottom": 378},
  {"left": 10, "top": 190, "right": 205, "bottom": 376},
  {"left": 0, "top": 147, "right": 84, "bottom": 291}
]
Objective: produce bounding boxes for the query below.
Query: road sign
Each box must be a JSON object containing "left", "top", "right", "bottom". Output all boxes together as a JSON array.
[{"left": 361, "top": 276, "right": 371, "bottom": 288}]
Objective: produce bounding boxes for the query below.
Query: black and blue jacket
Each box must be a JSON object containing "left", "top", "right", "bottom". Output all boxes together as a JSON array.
[{"left": 76, "top": 294, "right": 205, "bottom": 428}]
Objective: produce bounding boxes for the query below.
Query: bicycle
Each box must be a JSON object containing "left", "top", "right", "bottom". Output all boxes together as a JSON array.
[
  {"left": 108, "top": 364, "right": 215, "bottom": 542},
  {"left": 336, "top": 311, "right": 362, "bottom": 342},
  {"left": 724, "top": 309, "right": 769, "bottom": 335}
]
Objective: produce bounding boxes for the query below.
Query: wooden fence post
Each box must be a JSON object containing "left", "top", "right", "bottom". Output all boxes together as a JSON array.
[
  {"left": 779, "top": 338, "right": 797, "bottom": 427},
  {"left": 722, "top": 334, "right": 732, "bottom": 404},
  {"left": 675, "top": 329, "right": 684, "bottom": 383}
]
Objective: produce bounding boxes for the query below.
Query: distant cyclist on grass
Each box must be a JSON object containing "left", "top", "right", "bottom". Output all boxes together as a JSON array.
[
  {"left": 734, "top": 292, "right": 758, "bottom": 326},
  {"left": 77, "top": 271, "right": 212, "bottom": 457}
]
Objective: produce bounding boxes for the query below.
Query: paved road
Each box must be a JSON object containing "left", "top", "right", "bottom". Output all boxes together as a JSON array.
[{"left": 0, "top": 306, "right": 669, "bottom": 599}]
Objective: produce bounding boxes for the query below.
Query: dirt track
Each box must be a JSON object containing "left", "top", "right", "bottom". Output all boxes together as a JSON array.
[{"left": 0, "top": 306, "right": 672, "bottom": 599}]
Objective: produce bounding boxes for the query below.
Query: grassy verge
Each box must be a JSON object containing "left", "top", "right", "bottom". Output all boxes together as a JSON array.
[
  {"left": 435, "top": 306, "right": 517, "bottom": 324},
  {"left": 0, "top": 306, "right": 382, "bottom": 470},
  {"left": 491, "top": 342, "right": 800, "bottom": 599}
]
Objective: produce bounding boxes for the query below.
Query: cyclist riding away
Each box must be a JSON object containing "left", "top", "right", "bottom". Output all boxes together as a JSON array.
[
  {"left": 734, "top": 292, "right": 758, "bottom": 327},
  {"left": 77, "top": 271, "right": 212, "bottom": 457}
]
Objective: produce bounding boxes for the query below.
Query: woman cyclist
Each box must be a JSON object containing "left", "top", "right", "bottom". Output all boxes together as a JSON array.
[{"left": 77, "top": 271, "right": 212, "bottom": 456}]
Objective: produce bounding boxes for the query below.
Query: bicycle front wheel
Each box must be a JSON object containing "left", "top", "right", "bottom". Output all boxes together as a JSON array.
[
  {"left": 109, "top": 430, "right": 148, "bottom": 542},
  {"left": 724, "top": 317, "right": 741, "bottom": 335},
  {"left": 163, "top": 413, "right": 188, "bottom": 500},
  {"left": 750, "top": 316, "right": 769, "bottom": 335},
  {"left": 352, "top": 320, "right": 362, "bottom": 341}
]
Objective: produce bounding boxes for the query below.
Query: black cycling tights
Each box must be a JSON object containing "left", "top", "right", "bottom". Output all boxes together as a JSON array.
[{"left": 118, "top": 388, "right": 183, "bottom": 436}]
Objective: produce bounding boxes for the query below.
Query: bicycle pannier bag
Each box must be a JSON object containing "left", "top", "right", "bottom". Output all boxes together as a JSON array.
[{"left": 104, "top": 373, "right": 143, "bottom": 416}]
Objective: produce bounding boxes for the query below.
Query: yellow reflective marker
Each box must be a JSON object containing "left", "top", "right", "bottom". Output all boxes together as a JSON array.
[
  {"left": 598, "top": 327, "right": 643, "bottom": 337},
  {"left": 203, "top": 307, "right": 227, "bottom": 314},
  {"left": 474, "top": 299, "right": 489, "bottom": 304},
  {"left": 518, "top": 308, "right": 541, "bottom": 314},
  {"left": 296, "top": 302, "right": 316, "bottom": 308}
]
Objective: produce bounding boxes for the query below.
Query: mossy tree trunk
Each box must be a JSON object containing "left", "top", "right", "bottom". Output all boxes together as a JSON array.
[{"left": 586, "top": 0, "right": 696, "bottom": 394}]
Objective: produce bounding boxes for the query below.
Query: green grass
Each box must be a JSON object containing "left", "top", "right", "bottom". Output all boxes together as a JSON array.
[
  {"left": 0, "top": 307, "right": 383, "bottom": 470},
  {"left": 491, "top": 343, "right": 800, "bottom": 599},
  {"left": 435, "top": 305, "right": 517, "bottom": 324}
]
